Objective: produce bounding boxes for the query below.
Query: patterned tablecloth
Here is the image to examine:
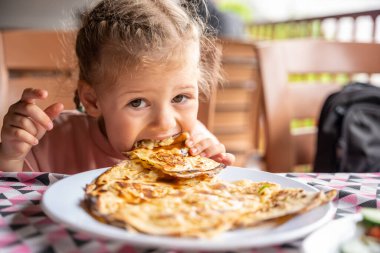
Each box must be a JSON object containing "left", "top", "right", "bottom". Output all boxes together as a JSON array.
[{"left": 0, "top": 171, "right": 379, "bottom": 253}]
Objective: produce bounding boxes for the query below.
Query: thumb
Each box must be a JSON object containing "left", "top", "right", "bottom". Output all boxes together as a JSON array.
[{"left": 44, "top": 103, "right": 64, "bottom": 120}]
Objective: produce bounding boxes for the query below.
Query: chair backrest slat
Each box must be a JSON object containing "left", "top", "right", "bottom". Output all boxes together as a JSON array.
[{"left": 3, "top": 30, "right": 76, "bottom": 70}]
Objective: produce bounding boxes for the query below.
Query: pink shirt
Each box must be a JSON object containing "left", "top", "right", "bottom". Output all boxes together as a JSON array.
[{"left": 24, "top": 111, "right": 125, "bottom": 174}]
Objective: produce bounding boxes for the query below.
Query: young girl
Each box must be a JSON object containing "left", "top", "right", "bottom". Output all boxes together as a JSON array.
[{"left": 0, "top": 0, "right": 235, "bottom": 174}]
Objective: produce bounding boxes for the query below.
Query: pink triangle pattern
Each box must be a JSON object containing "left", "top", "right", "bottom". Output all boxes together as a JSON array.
[
  {"left": 0, "top": 217, "right": 7, "bottom": 227},
  {"left": 1, "top": 181, "right": 24, "bottom": 187},
  {"left": 340, "top": 194, "right": 358, "bottom": 205},
  {"left": 0, "top": 233, "right": 18, "bottom": 247},
  {"left": 1, "top": 204, "right": 27, "bottom": 213},
  {"left": 22, "top": 205, "right": 44, "bottom": 216},
  {"left": 47, "top": 227, "right": 70, "bottom": 243},
  {"left": 116, "top": 245, "right": 138, "bottom": 253},
  {"left": 6, "top": 244, "right": 32, "bottom": 253},
  {"left": 73, "top": 231, "right": 93, "bottom": 241},
  {"left": 34, "top": 217, "right": 54, "bottom": 226},
  {"left": 0, "top": 199, "right": 12, "bottom": 206},
  {"left": 8, "top": 214, "right": 29, "bottom": 225},
  {"left": 16, "top": 173, "right": 43, "bottom": 183},
  {"left": 0, "top": 172, "right": 379, "bottom": 252},
  {"left": 0, "top": 186, "right": 13, "bottom": 193}
]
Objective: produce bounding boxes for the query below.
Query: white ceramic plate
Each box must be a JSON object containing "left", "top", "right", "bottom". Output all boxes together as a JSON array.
[
  {"left": 42, "top": 166, "right": 336, "bottom": 251},
  {"left": 302, "top": 214, "right": 364, "bottom": 253}
]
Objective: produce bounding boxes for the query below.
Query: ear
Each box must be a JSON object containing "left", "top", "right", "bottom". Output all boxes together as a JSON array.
[{"left": 77, "top": 80, "right": 102, "bottom": 117}]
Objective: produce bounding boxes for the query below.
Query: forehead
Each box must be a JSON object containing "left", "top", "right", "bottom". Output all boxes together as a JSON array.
[
  {"left": 99, "top": 41, "right": 201, "bottom": 88},
  {"left": 114, "top": 55, "right": 200, "bottom": 90}
]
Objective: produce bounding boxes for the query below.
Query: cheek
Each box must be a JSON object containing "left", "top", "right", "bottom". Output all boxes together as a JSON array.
[
  {"left": 103, "top": 115, "right": 143, "bottom": 152},
  {"left": 180, "top": 104, "right": 199, "bottom": 131}
]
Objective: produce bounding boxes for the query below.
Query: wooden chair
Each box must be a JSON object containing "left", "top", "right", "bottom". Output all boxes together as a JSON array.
[
  {"left": 214, "top": 38, "right": 262, "bottom": 167},
  {"left": 0, "top": 30, "right": 78, "bottom": 136},
  {"left": 255, "top": 39, "right": 380, "bottom": 172}
]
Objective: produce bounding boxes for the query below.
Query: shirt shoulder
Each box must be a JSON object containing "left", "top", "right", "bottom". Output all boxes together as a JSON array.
[
  {"left": 53, "top": 110, "right": 92, "bottom": 129},
  {"left": 25, "top": 110, "right": 123, "bottom": 174}
]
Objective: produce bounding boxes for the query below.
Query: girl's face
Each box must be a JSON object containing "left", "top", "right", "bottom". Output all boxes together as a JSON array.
[{"left": 94, "top": 53, "right": 200, "bottom": 153}]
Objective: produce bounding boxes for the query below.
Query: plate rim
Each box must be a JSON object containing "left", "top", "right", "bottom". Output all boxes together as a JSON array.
[{"left": 41, "top": 166, "right": 336, "bottom": 251}]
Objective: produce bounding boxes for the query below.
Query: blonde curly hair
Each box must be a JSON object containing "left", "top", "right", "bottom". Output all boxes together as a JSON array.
[{"left": 75, "top": 0, "right": 221, "bottom": 101}]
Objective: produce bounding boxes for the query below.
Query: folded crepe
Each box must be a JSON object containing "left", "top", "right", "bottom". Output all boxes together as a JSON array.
[
  {"left": 111, "top": 186, "right": 336, "bottom": 238},
  {"left": 126, "top": 132, "right": 225, "bottom": 178}
]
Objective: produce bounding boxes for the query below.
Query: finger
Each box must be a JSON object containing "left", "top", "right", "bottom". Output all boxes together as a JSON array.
[
  {"left": 187, "top": 133, "right": 218, "bottom": 147},
  {"left": 190, "top": 139, "right": 225, "bottom": 157},
  {"left": 6, "top": 114, "right": 39, "bottom": 137},
  {"left": 44, "top": 103, "right": 64, "bottom": 120},
  {"left": 11, "top": 103, "right": 53, "bottom": 130},
  {"left": 20, "top": 88, "right": 48, "bottom": 104},
  {"left": 33, "top": 103, "right": 64, "bottom": 140},
  {"left": 188, "top": 137, "right": 213, "bottom": 155},
  {"left": 2, "top": 126, "right": 39, "bottom": 146},
  {"left": 201, "top": 143, "right": 226, "bottom": 158},
  {"left": 222, "top": 153, "right": 236, "bottom": 166},
  {"left": 211, "top": 153, "right": 236, "bottom": 166}
]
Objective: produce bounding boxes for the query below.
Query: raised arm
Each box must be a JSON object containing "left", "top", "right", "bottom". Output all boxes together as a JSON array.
[{"left": 0, "top": 88, "right": 64, "bottom": 171}]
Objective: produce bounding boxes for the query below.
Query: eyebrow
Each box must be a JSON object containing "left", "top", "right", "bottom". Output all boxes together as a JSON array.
[
  {"left": 125, "top": 84, "right": 196, "bottom": 93},
  {"left": 116, "top": 83, "right": 197, "bottom": 97},
  {"left": 176, "top": 84, "right": 197, "bottom": 90}
]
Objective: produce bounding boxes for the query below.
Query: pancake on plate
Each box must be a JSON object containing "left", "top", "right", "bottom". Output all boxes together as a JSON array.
[
  {"left": 106, "top": 180, "right": 335, "bottom": 238},
  {"left": 126, "top": 132, "right": 225, "bottom": 178},
  {"left": 235, "top": 188, "right": 337, "bottom": 228},
  {"left": 84, "top": 133, "right": 336, "bottom": 238}
]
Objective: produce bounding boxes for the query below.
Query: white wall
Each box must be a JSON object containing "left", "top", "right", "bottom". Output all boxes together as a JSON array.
[
  {"left": 0, "top": 0, "right": 99, "bottom": 30},
  {"left": 0, "top": 0, "right": 379, "bottom": 29},
  {"left": 248, "top": 0, "right": 380, "bottom": 22}
]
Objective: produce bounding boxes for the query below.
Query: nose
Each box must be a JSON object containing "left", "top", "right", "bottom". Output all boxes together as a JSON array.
[{"left": 151, "top": 105, "right": 177, "bottom": 132}]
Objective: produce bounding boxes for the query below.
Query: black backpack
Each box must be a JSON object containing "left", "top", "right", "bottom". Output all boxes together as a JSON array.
[{"left": 314, "top": 82, "right": 380, "bottom": 173}]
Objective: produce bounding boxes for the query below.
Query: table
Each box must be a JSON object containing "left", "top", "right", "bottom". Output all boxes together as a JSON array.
[{"left": 0, "top": 171, "right": 379, "bottom": 253}]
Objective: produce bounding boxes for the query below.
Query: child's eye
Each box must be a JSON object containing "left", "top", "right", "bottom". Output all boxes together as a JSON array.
[
  {"left": 172, "top": 94, "right": 188, "bottom": 103},
  {"left": 128, "top": 99, "right": 147, "bottom": 108}
]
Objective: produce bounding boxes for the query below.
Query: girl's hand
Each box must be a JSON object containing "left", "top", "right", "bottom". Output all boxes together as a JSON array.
[
  {"left": 0, "top": 88, "right": 64, "bottom": 171},
  {"left": 187, "top": 120, "right": 235, "bottom": 166}
]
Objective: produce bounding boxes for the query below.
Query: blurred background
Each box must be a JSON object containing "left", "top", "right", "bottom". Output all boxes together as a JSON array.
[
  {"left": 1, "top": 0, "right": 380, "bottom": 172},
  {"left": 0, "top": 0, "right": 379, "bottom": 42}
]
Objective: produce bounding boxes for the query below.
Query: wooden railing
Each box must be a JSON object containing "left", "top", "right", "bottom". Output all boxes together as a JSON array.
[{"left": 246, "top": 9, "right": 380, "bottom": 42}]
